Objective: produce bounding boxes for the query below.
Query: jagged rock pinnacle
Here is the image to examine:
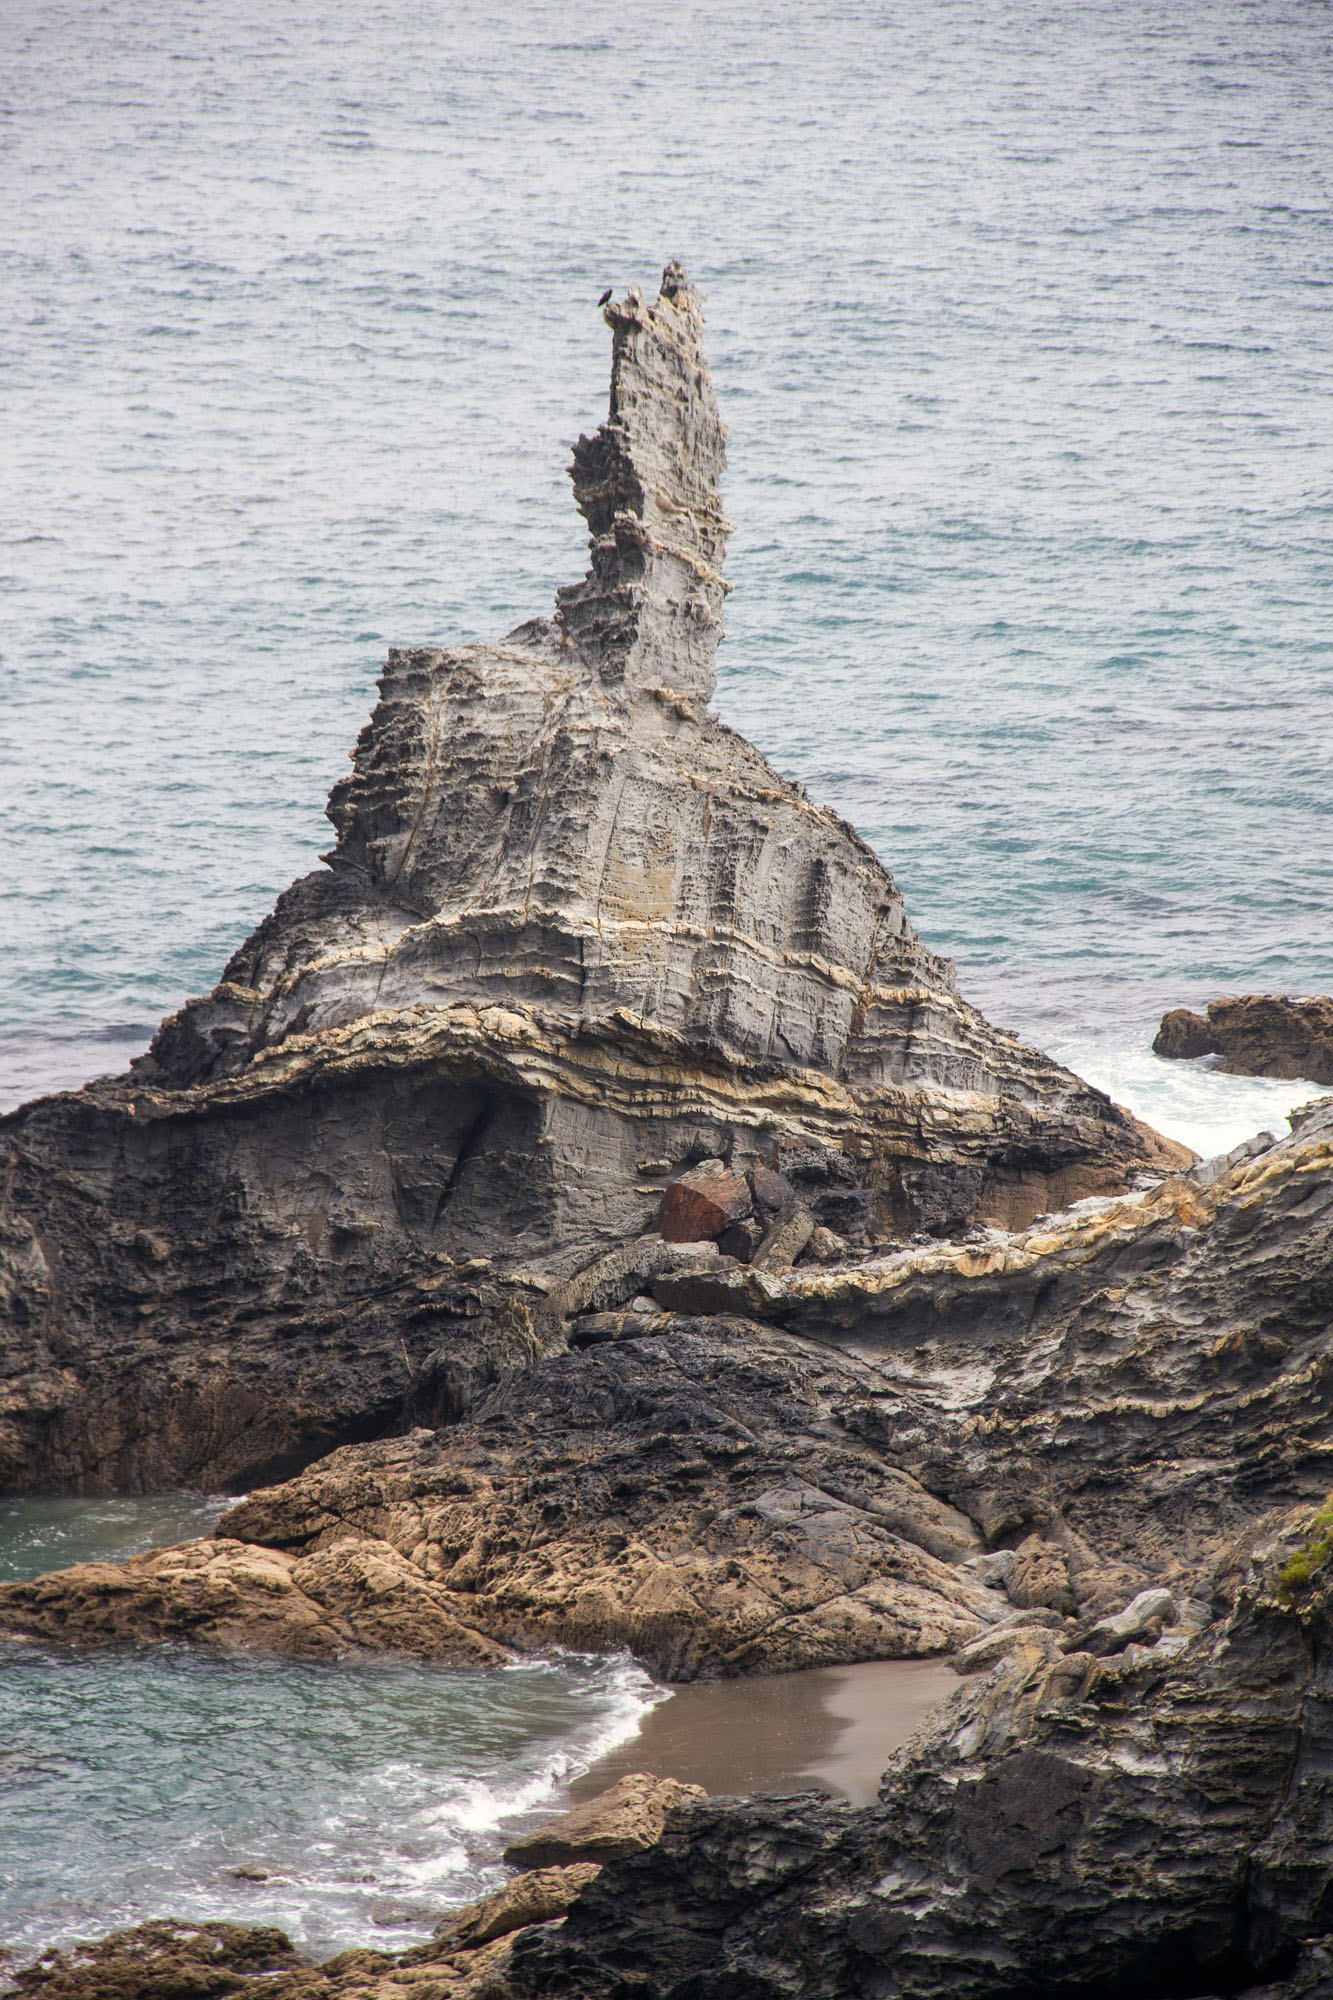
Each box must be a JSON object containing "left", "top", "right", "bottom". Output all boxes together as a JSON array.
[
  {"left": 0, "top": 271, "right": 1190, "bottom": 1493},
  {"left": 556, "top": 262, "right": 731, "bottom": 701}
]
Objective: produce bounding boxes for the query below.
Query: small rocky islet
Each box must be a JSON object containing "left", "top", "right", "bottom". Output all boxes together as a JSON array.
[{"left": 2, "top": 268, "right": 1332, "bottom": 1999}]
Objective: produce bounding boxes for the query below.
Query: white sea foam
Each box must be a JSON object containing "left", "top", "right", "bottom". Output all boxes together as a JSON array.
[{"left": 1048, "top": 1022, "right": 1329, "bottom": 1162}]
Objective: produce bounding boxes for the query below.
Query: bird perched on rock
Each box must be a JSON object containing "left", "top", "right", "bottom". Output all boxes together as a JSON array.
[{"left": 597, "top": 287, "right": 613, "bottom": 306}]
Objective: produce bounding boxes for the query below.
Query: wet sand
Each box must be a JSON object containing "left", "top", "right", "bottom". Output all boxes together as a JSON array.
[{"left": 570, "top": 1658, "right": 956, "bottom": 1809}]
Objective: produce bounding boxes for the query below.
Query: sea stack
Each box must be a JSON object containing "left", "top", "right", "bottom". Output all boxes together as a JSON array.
[{"left": 0, "top": 265, "right": 1186, "bottom": 1495}]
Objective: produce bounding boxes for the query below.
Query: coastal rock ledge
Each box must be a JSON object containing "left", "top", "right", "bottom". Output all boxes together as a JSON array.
[{"left": 0, "top": 263, "right": 1184, "bottom": 1496}]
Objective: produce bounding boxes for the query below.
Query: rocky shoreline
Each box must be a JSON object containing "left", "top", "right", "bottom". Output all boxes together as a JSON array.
[{"left": 3, "top": 268, "right": 1331, "bottom": 1998}]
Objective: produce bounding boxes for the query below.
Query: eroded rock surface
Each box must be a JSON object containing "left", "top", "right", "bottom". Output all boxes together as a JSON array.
[
  {"left": 4, "top": 1101, "right": 1328, "bottom": 1682},
  {"left": 510, "top": 1518, "right": 1333, "bottom": 1998},
  {"left": 502, "top": 1773, "right": 706, "bottom": 1869},
  {"left": 1154, "top": 993, "right": 1333, "bottom": 1085},
  {"left": 0, "top": 265, "right": 1184, "bottom": 1494},
  {"left": 0, "top": 1324, "right": 997, "bottom": 1675}
]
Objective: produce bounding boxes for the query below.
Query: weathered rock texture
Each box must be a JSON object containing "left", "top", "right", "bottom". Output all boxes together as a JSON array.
[
  {"left": 4, "top": 1100, "right": 1327, "bottom": 1685},
  {"left": 0, "top": 265, "right": 1186, "bottom": 1495},
  {"left": 1154, "top": 994, "right": 1333, "bottom": 1085},
  {"left": 502, "top": 1772, "right": 706, "bottom": 1869},
  {"left": 509, "top": 1515, "right": 1333, "bottom": 1999}
]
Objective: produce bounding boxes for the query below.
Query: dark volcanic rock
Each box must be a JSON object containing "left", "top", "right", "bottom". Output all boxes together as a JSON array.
[
  {"left": 0, "top": 265, "right": 1186, "bottom": 1494},
  {"left": 1154, "top": 1005, "right": 1226, "bottom": 1060},
  {"left": 1154, "top": 994, "right": 1333, "bottom": 1085},
  {"left": 509, "top": 1523, "right": 1333, "bottom": 1999}
]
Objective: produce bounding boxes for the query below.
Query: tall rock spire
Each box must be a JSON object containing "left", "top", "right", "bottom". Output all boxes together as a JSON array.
[{"left": 556, "top": 262, "right": 731, "bottom": 701}]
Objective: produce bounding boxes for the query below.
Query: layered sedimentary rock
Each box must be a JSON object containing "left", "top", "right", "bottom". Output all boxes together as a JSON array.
[
  {"left": 1155, "top": 993, "right": 1333, "bottom": 1085},
  {"left": 512, "top": 1513, "right": 1333, "bottom": 1999},
  {"left": 0, "top": 265, "right": 1184, "bottom": 1495},
  {"left": 4, "top": 1099, "right": 1327, "bottom": 1686}
]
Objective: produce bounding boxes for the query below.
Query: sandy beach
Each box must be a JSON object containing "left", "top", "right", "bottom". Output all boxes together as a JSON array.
[{"left": 570, "top": 1658, "right": 958, "bottom": 1809}]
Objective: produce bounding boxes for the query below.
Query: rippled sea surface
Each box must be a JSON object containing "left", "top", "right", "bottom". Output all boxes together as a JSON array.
[
  {"left": 1, "top": 0, "right": 1331, "bottom": 1967},
  {"left": 0, "top": 1499, "right": 662, "bottom": 1964}
]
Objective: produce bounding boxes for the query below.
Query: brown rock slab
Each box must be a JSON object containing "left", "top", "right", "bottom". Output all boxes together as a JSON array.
[
  {"left": 436, "top": 1863, "right": 601, "bottom": 1949},
  {"left": 658, "top": 1165, "right": 752, "bottom": 1244},
  {"left": 1154, "top": 994, "right": 1333, "bottom": 1085},
  {"left": 502, "top": 1773, "right": 706, "bottom": 1869},
  {"left": 751, "top": 1203, "right": 815, "bottom": 1271}
]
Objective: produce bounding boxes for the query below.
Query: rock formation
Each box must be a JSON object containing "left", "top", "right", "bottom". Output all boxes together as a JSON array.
[
  {"left": 1155, "top": 993, "right": 1333, "bottom": 1086},
  {"left": 12, "top": 265, "right": 1328, "bottom": 2000},
  {"left": 512, "top": 1513, "right": 1333, "bottom": 1999},
  {"left": 3, "top": 1097, "right": 1327, "bottom": 1683},
  {"left": 0, "top": 264, "right": 1185, "bottom": 1496}
]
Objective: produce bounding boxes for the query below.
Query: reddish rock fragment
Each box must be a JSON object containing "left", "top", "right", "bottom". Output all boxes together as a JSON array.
[{"left": 658, "top": 1164, "right": 752, "bottom": 1243}]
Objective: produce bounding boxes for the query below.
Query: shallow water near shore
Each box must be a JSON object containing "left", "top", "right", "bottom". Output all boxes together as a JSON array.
[
  {"left": 0, "top": 1496, "right": 664, "bottom": 1963},
  {"left": 0, "top": 1498, "right": 954, "bottom": 1966}
]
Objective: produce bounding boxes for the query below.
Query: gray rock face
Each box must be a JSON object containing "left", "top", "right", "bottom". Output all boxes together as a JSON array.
[
  {"left": 0, "top": 265, "right": 1184, "bottom": 1493},
  {"left": 511, "top": 1534, "right": 1333, "bottom": 1999}
]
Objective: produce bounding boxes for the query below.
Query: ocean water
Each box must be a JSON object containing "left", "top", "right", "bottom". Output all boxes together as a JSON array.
[
  {"left": 0, "top": 1498, "right": 663, "bottom": 1966},
  {"left": 1, "top": 0, "right": 1330, "bottom": 1152},
  {"left": 1, "top": 0, "right": 1331, "bottom": 1970}
]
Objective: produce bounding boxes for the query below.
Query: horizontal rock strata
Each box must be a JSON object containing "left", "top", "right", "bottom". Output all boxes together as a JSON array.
[
  {"left": 0, "top": 265, "right": 1186, "bottom": 1494},
  {"left": 1155, "top": 992, "right": 1333, "bottom": 1085}
]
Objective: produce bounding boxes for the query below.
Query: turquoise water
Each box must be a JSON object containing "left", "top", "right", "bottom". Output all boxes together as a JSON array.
[
  {"left": 1, "top": 0, "right": 1331, "bottom": 1970},
  {"left": 0, "top": 1498, "right": 661, "bottom": 1966}
]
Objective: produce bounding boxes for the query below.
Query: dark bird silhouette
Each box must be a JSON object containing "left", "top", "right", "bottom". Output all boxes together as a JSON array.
[{"left": 597, "top": 287, "right": 613, "bottom": 306}]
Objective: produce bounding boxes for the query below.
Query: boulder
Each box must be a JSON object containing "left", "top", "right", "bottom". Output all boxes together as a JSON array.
[
  {"left": 1154, "top": 994, "right": 1333, "bottom": 1085},
  {"left": 658, "top": 1164, "right": 752, "bottom": 1244},
  {"left": 1073, "top": 1585, "right": 1177, "bottom": 1658},
  {"left": 716, "top": 1215, "right": 763, "bottom": 1260},
  {"left": 750, "top": 1166, "right": 795, "bottom": 1218},
  {"left": 502, "top": 1773, "right": 706, "bottom": 1869},
  {"left": 1006, "top": 1535, "right": 1076, "bottom": 1614},
  {"left": 751, "top": 1203, "right": 815, "bottom": 1271},
  {"left": 436, "top": 1862, "right": 602, "bottom": 1949},
  {"left": 1153, "top": 1007, "right": 1223, "bottom": 1059}
]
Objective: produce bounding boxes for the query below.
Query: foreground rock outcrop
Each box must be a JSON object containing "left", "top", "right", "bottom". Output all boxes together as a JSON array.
[
  {"left": 14, "top": 1525, "right": 1333, "bottom": 2000},
  {"left": 3, "top": 1098, "right": 1327, "bottom": 1681},
  {"left": 510, "top": 1513, "right": 1333, "bottom": 1999},
  {"left": 1155, "top": 993, "right": 1333, "bottom": 1085},
  {"left": 0, "top": 265, "right": 1185, "bottom": 1495}
]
